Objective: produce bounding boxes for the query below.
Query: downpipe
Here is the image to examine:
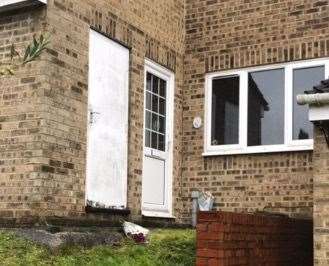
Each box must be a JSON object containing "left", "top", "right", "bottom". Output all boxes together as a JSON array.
[{"left": 191, "top": 191, "right": 199, "bottom": 227}]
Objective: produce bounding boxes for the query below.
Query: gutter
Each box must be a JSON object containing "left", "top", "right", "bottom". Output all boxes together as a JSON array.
[
  {"left": 0, "top": 0, "right": 46, "bottom": 13},
  {"left": 297, "top": 93, "right": 329, "bottom": 106}
]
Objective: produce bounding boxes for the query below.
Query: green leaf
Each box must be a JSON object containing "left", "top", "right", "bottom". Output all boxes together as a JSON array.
[
  {"left": 23, "top": 45, "right": 31, "bottom": 62},
  {"left": 33, "top": 35, "right": 38, "bottom": 48}
]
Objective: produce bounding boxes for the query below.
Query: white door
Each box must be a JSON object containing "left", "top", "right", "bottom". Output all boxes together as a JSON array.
[
  {"left": 86, "top": 29, "right": 129, "bottom": 209},
  {"left": 142, "top": 59, "right": 174, "bottom": 218}
]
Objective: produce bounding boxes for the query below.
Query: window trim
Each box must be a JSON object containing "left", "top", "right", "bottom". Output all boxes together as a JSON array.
[{"left": 204, "top": 58, "right": 329, "bottom": 156}]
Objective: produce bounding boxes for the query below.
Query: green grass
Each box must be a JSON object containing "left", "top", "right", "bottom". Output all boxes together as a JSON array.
[{"left": 0, "top": 229, "right": 195, "bottom": 266}]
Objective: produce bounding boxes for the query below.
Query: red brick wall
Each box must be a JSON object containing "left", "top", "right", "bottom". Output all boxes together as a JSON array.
[{"left": 197, "top": 211, "right": 313, "bottom": 266}]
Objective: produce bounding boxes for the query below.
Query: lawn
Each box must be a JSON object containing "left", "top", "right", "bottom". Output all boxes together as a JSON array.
[{"left": 0, "top": 229, "right": 195, "bottom": 266}]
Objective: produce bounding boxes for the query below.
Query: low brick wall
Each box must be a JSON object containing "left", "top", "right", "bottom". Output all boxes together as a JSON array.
[{"left": 197, "top": 212, "right": 313, "bottom": 266}]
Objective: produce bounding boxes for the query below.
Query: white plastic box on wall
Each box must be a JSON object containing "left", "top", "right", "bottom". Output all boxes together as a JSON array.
[
  {"left": 0, "top": 0, "right": 46, "bottom": 12},
  {"left": 297, "top": 93, "right": 329, "bottom": 122},
  {"left": 309, "top": 105, "right": 329, "bottom": 122}
]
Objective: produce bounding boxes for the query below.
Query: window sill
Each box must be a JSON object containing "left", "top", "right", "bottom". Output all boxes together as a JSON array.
[{"left": 203, "top": 144, "right": 313, "bottom": 156}]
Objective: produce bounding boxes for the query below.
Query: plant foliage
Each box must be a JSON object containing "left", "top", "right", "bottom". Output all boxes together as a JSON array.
[
  {"left": 0, "top": 33, "right": 50, "bottom": 76},
  {"left": 0, "top": 229, "right": 196, "bottom": 266}
]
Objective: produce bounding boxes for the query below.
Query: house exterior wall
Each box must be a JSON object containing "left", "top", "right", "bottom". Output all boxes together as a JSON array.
[
  {"left": 182, "top": 0, "right": 329, "bottom": 223},
  {"left": 0, "top": 0, "right": 329, "bottom": 240},
  {"left": 0, "top": 7, "right": 48, "bottom": 223},
  {"left": 0, "top": 0, "right": 185, "bottom": 223},
  {"left": 39, "top": 0, "right": 186, "bottom": 221},
  {"left": 313, "top": 126, "right": 329, "bottom": 266}
]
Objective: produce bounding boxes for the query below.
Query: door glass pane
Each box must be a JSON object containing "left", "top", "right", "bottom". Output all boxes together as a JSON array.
[
  {"left": 160, "top": 80, "right": 166, "bottom": 97},
  {"left": 293, "top": 66, "right": 324, "bottom": 140},
  {"left": 145, "top": 111, "right": 152, "bottom": 129},
  {"left": 158, "top": 134, "right": 165, "bottom": 151},
  {"left": 159, "top": 98, "right": 166, "bottom": 115},
  {"left": 159, "top": 116, "right": 165, "bottom": 134},
  {"left": 146, "top": 73, "right": 152, "bottom": 91},
  {"left": 248, "top": 69, "right": 285, "bottom": 146},
  {"left": 152, "top": 114, "right": 159, "bottom": 131},
  {"left": 152, "top": 94, "right": 159, "bottom": 113},
  {"left": 145, "top": 130, "right": 151, "bottom": 148},
  {"left": 146, "top": 92, "right": 152, "bottom": 110},
  {"left": 145, "top": 72, "right": 167, "bottom": 151},
  {"left": 152, "top": 76, "right": 159, "bottom": 94},
  {"left": 211, "top": 76, "right": 239, "bottom": 145},
  {"left": 151, "top": 132, "right": 158, "bottom": 149}
]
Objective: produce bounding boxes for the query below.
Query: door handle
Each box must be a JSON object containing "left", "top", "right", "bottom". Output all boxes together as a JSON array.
[{"left": 89, "top": 110, "right": 100, "bottom": 125}]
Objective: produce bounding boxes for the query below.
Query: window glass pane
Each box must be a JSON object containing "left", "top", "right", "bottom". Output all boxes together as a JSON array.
[
  {"left": 145, "top": 111, "right": 152, "bottom": 129},
  {"left": 158, "top": 134, "right": 165, "bottom": 151},
  {"left": 160, "top": 80, "right": 166, "bottom": 97},
  {"left": 145, "top": 130, "right": 151, "bottom": 148},
  {"left": 145, "top": 72, "right": 167, "bottom": 151},
  {"left": 152, "top": 94, "right": 159, "bottom": 112},
  {"left": 159, "top": 116, "right": 165, "bottom": 134},
  {"left": 159, "top": 98, "right": 166, "bottom": 115},
  {"left": 293, "top": 66, "right": 324, "bottom": 140},
  {"left": 146, "top": 92, "right": 152, "bottom": 110},
  {"left": 146, "top": 73, "right": 152, "bottom": 91},
  {"left": 248, "top": 69, "right": 284, "bottom": 146},
  {"left": 152, "top": 114, "right": 159, "bottom": 132},
  {"left": 151, "top": 132, "right": 158, "bottom": 149},
  {"left": 152, "top": 76, "right": 159, "bottom": 94},
  {"left": 211, "top": 76, "right": 239, "bottom": 145}
]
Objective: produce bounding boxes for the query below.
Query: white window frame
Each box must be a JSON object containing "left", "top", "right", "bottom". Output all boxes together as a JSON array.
[{"left": 204, "top": 58, "right": 329, "bottom": 156}]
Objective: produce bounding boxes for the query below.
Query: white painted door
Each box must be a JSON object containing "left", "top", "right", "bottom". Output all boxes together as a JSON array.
[
  {"left": 86, "top": 29, "right": 129, "bottom": 209},
  {"left": 142, "top": 59, "right": 174, "bottom": 217}
]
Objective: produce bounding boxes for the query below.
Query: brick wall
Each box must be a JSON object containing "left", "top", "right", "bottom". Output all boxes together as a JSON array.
[
  {"left": 197, "top": 211, "right": 313, "bottom": 266},
  {"left": 0, "top": 7, "right": 48, "bottom": 223},
  {"left": 313, "top": 126, "right": 329, "bottom": 266},
  {"left": 42, "top": 0, "right": 185, "bottom": 221},
  {"left": 181, "top": 0, "right": 329, "bottom": 222},
  {"left": 0, "top": 0, "right": 186, "bottom": 222},
  {"left": 0, "top": 0, "right": 328, "bottom": 231}
]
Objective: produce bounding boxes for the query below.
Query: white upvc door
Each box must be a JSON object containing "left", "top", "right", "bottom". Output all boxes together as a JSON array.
[
  {"left": 142, "top": 59, "right": 175, "bottom": 218},
  {"left": 86, "top": 29, "right": 129, "bottom": 209}
]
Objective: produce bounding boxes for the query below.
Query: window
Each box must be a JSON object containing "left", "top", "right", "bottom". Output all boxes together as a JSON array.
[
  {"left": 211, "top": 76, "right": 239, "bottom": 145},
  {"left": 145, "top": 72, "right": 167, "bottom": 151},
  {"left": 293, "top": 66, "right": 325, "bottom": 140},
  {"left": 248, "top": 69, "right": 285, "bottom": 146},
  {"left": 204, "top": 59, "right": 329, "bottom": 155}
]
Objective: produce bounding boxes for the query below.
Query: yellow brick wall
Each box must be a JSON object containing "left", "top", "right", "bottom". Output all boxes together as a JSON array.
[
  {"left": 181, "top": 0, "right": 329, "bottom": 222},
  {"left": 0, "top": 7, "right": 48, "bottom": 223},
  {"left": 40, "top": 0, "right": 185, "bottom": 221}
]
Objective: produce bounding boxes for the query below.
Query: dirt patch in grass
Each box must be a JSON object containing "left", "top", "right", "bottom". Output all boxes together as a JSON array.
[
  {"left": 14, "top": 228, "right": 123, "bottom": 253},
  {"left": 0, "top": 229, "right": 195, "bottom": 266}
]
